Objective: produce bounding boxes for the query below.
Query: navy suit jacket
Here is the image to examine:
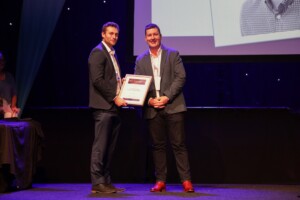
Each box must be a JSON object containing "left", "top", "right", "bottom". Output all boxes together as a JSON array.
[
  {"left": 88, "top": 42, "right": 120, "bottom": 111},
  {"left": 135, "top": 45, "right": 187, "bottom": 119}
]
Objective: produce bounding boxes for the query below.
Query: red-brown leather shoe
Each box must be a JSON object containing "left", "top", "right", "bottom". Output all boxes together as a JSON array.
[
  {"left": 150, "top": 181, "right": 166, "bottom": 192},
  {"left": 182, "top": 180, "right": 195, "bottom": 193}
]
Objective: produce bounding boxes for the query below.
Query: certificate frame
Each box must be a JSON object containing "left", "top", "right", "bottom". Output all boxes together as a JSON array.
[{"left": 119, "top": 74, "right": 152, "bottom": 106}]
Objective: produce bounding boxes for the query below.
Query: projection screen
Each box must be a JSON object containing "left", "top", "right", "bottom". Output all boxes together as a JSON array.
[{"left": 134, "top": 0, "right": 300, "bottom": 56}]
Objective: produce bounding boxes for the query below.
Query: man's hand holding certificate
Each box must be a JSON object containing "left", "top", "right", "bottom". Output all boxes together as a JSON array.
[{"left": 119, "top": 74, "right": 152, "bottom": 106}]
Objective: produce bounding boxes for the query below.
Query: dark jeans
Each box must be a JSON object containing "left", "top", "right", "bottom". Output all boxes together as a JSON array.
[
  {"left": 147, "top": 110, "right": 191, "bottom": 182},
  {"left": 90, "top": 109, "right": 121, "bottom": 185}
]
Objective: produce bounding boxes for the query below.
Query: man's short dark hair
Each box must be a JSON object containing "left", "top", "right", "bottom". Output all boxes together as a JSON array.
[
  {"left": 145, "top": 23, "right": 161, "bottom": 36},
  {"left": 102, "top": 22, "right": 119, "bottom": 33}
]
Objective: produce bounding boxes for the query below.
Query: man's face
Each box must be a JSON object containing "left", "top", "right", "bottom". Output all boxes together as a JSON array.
[
  {"left": 145, "top": 28, "right": 161, "bottom": 49},
  {"left": 102, "top": 26, "right": 119, "bottom": 48}
]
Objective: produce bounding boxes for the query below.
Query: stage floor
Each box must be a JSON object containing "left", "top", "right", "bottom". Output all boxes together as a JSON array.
[{"left": 0, "top": 183, "right": 299, "bottom": 200}]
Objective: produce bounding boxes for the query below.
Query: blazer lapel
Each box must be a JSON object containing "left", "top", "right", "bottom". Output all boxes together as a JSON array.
[
  {"left": 145, "top": 52, "right": 153, "bottom": 76},
  {"left": 101, "top": 43, "right": 115, "bottom": 71},
  {"left": 160, "top": 47, "right": 167, "bottom": 78}
]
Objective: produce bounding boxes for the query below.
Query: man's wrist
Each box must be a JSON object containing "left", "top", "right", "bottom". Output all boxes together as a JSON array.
[{"left": 148, "top": 97, "right": 153, "bottom": 105}]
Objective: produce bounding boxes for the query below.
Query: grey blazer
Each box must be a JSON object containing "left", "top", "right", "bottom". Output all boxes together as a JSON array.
[
  {"left": 135, "top": 45, "right": 187, "bottom": 119},
  {"left": 88, "top": 42, "right": 119, "bottom": 110}
]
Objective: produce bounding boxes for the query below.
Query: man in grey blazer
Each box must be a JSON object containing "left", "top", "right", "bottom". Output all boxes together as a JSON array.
[
  {"left": 135, "top": 23, "right": 194, "bottom": 193},
  {"left": 88, "top": 22, "right": 127, "bottom": 194}
]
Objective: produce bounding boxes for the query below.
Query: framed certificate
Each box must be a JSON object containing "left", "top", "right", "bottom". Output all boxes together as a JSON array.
[{"left": 119, "top": 74, "right": 152, "bottom": 106}]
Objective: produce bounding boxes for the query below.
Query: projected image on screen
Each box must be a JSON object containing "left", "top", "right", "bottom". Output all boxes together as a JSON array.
[
  {"left": 211, "top": 0, "right": 300, "bottom": 47},
  {"left": 134, "top": 0, "right": 300, "bottom": 55},
  {"left": 240, "top": 0, "right": 300, "bottom": 36}
]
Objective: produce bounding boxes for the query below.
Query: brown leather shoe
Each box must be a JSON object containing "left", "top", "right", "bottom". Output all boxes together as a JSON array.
[
  {"left": 150, "top": 181, "right": 166, "bottom": 192},
  {"left": 91, "top": 184, "right": 117, "bottom": 193},
  {"left": 106, "top": 184, "right": 125, "bottom": 192},
  {"left": 182, "top": 180, "right": 195, "bottom": 193}
]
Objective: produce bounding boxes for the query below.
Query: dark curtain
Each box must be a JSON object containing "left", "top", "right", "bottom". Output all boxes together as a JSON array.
[{"left": 16, "top": 0, "right": 65, "bottom": 115}]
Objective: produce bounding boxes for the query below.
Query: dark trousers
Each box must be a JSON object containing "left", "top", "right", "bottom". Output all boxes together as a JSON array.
[
  {"left": 90, "top": 109, "right": 121, "bottom": 185},
  {"left": 147, "top": 110, "right": 191, "bottom": 182}
]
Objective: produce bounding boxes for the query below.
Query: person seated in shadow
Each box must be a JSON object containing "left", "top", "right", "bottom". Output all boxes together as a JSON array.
[{"left": 0, "top": 51, "right": 20, "bottom": 118}]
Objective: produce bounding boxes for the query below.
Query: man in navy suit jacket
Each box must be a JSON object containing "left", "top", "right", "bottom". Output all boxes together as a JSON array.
[
  {"left": 135, "top": 23, "right": 194, "bottom": 193},
  {"left": 88, "top": 22, "right": 127, "bottom": 194}
]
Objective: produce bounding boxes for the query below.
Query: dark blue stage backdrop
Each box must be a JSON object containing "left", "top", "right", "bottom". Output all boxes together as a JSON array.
[{"left": 1, "top": 0, "right": 300, "bottom": 112}]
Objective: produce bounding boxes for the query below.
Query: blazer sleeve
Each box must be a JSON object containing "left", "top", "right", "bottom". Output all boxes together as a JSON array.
[{"left": 89, "top": 47, "right": 116, "bottom": 103}]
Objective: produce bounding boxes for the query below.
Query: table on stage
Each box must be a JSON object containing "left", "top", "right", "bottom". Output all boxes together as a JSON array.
[{"left": 0, "top": 119, "right": 44, "bottom": 192}]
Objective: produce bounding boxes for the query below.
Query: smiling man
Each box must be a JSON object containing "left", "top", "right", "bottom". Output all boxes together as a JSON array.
[
  {"left": 88, "top": 21, "right": 127, "bottom": 194},
  {"left": 134, "top": 23, "right": 194, "bottom": 193}
]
